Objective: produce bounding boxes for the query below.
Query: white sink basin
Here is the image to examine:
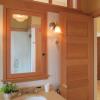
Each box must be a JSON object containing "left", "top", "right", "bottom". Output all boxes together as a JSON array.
[{"left": 25, "top": 96, "right": 47, "bottom": 100}]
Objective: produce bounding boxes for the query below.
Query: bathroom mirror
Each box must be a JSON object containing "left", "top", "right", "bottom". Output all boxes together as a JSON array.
[
  {"left": 3, "top": 9, "right": 48, "bottom": 82},
  {"left": 11, "top": 14, "right": 41, "bottom": 74}
]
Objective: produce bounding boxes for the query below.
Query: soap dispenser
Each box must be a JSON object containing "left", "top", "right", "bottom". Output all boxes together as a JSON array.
[{"left": 44, "top": 83, "right": 50, "bottom": 93}]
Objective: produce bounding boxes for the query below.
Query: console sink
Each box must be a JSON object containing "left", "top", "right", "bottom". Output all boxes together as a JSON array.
[{"left": 25, "top": 96, "right": 47, "bottom": 100}]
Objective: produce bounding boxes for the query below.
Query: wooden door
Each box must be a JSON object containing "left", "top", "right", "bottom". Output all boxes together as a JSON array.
[{"left": 60, "top": 12, "right": 94, "bottom": 100}]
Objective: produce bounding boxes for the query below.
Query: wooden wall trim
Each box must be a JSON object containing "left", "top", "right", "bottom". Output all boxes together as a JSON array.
[
  {"left": 3, "top": 7, "right": 7, "bottom": 81},
  {"left": 1, "top": 0, "right": 88, "bottom": 15},
  {"left": 0, "top": 0, "right": 3, "bottom": 5},
  {"left": 97, "top": 38, "right": 100, "bottom": 80},
  {"left": 77, "top": 0, "right": 81, "bottom": 10},
  {"left": 90, "top": 8, "right": 100, "bottom": 18},
  {"left": 88, "top": 16, "right": 94, "bottom": 100},
  {"left": 49, "top": 0, "right": 52, "bottom": 5},
  {"left": 67, "top": 0, "right": 81, "bottom": 10},
  {"left": 67, "top": 0, "right": 73, "bottom": 8}
]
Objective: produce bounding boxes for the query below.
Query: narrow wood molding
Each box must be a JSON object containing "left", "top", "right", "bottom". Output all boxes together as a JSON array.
[
  {"left": 77, "top": 0, "right": 81, "bottom": 10},
  {"left": 67, "top": 0, "right": 73, "bottom": 8},
  {"left": 0, "top": 0, "right": 86, "bottom": 16},
  {"left": 67, "top": 0, "right": 81, "bottom": 11},
  {"left": 49, "top": 0, "right": 52, "bottom": 5},
  {"left": 2, "top": 0, "right": 88, "bottom": 15},
  {"left": 3, "top": 7, "right": 8, "bottom": 81}
]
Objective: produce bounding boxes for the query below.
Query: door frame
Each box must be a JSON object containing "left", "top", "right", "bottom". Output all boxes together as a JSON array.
[
  {"left": 94, "top": 18, "right": 98, "bottom": 100},
  {"left": 91, "top": 11, "right": 100, "bottom": 100}
]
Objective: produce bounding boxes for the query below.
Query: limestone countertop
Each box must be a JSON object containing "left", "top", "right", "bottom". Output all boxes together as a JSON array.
[{"left": 0, "top": 91, "right": 66, "bottom": 100}]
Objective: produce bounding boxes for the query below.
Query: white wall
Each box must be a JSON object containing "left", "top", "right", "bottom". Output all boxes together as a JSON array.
[
  {"left": 47, "top": 12, "right": 61, "bottom": 88},
  {"left": 0, "top": 6, "right": 61, "bottom": 89}
]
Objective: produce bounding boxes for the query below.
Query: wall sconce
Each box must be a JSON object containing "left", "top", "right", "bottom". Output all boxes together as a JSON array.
[
  {"left": 12, "top": 14, "right": 28, "bottom": 22},
  {"left": 49, "top": 22, "right": 62, "bottom": 33},
  {"left": 49, "top": 22, "right": 62, "bottom": 46}
]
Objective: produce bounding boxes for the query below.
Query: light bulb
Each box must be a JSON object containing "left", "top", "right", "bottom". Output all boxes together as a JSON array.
[
  {"left": 54, "top": 26, "right": 62, "bottom": 34},
  {"left": 12, "top": 14, "right": 28, "bottom": 22}
]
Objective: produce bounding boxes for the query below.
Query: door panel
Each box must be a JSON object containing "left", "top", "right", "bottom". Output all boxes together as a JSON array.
[
  {"left": 67, "top": 43, "right": 88, "bottom": 58},
  {"left": 67, "top": 87, "right": 88, "bottom": 100},
  {"left": 60, "top": 12, "right": 94, "bottom": 100},
  {"left": 68, "top": 21, "right": 88, "bottom": 37},
  {"left": 68, "top": 79, "right": 88, "bottom": 88},
  {"left": 67, "top": 65, "right": 88, "bottom": 81}
]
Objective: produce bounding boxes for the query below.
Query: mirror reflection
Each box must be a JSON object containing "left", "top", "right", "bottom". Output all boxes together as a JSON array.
[{"left": 11, "top": 14, "right": 41, "bottom": 74}]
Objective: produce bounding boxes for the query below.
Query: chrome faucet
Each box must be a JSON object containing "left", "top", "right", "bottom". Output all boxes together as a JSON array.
[{"left": 33, "top": 86, "right": 42, "bottom": 94}]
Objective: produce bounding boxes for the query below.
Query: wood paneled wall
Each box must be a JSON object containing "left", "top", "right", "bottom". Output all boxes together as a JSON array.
[{"left": 60, "top": 12, "right": 94, "bottom": 100}]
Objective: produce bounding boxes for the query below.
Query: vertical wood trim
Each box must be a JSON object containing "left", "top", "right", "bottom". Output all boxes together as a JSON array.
[
  {"left": 0, "top": 0, "right": 3, "bottom": 4},
  {"left": 60, "top": 12, "right": 67, "bottom": 85},
  {"left": 67, "top": 0, "right": 73, "bottom": 8},
  {"left": 88, "top": 17, "right": 94, "bottom": 100},
  {"left": 77, "top": 0, "right": 81, "bottom": 10},
  {"left": 97, "top": 38, "right": 100, "bottom": 79},
  {"left": 49, "top": 0, "right": 52, "bottom": 5},
  {"left": 67, "top": 0, "right": 81, "bottom": 10},
  {"left": 60, "top": 12, "right": 67, "bottom": 100},
  {"left": 42, "top": 12, "right": 48, "bottom": 75},
  {"left": 3, "top": 7, "right": 7, "bottom": 81}
]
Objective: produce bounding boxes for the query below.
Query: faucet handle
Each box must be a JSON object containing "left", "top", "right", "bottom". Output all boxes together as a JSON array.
[
  {"left": 33, "top": 86, "right": 42, "bottom": 94},
  {"left": 33, "top": 88, "right": 38, "bottom": 94}
]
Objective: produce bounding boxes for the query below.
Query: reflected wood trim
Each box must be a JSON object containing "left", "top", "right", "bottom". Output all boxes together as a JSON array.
[{"left": 11, "top": 28, "right": 29, "bottom": 32}]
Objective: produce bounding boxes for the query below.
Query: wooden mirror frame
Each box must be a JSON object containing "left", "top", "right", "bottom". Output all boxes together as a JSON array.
[{"left": 3, "top": 8, "right": 48, "bottom": 82}]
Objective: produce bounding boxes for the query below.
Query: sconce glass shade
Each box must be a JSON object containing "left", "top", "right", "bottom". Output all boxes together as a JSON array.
[
  {"left": 12, "top": 14, "right": 28, "bottom": 22},
  {"left": 54, "top": 25, "right": 62, "bottom": 33},
  {"left": 49, "top": 22, "right": 56, "bottom": 30},
  {"left": 49, "top": 22, "right": 61, "bottom": 34}
]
